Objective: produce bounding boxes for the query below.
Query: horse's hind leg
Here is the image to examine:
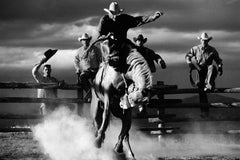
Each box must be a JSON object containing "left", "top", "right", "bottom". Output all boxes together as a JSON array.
[
  {"left": 90, "top": 89, "right": 102, "bottom": 137},
  {"left": 95, "top": 93, "right": 110, "bottom": 148}
]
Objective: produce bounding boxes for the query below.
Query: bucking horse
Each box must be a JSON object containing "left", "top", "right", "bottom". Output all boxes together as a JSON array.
[{"left": 89, "top": 35, "right": 152, "bottom": 159}]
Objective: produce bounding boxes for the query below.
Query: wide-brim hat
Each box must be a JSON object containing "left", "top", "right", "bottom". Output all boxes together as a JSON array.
[
  {"left": 197, "top": 32, "right": 212, "bottom": 41},
  {"left": 44, "top": 49, "right": 58, "bottom": 61},
  {"left": 133, "top": 34, "right": 147, "bottom": 44},
  {"left": 104, "top": 2, "right": 124, "bottom": 16},
  {"left": 78, "top": 33, "right": 92, "bottom": 41}
]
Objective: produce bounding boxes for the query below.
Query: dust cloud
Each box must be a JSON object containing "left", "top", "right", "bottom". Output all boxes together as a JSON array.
[
  {"left": 32, "top": 106, "right": 240, "bottom": 160},
  {"left": 32, "top": 106, "right": 116, "bottom": 160}
]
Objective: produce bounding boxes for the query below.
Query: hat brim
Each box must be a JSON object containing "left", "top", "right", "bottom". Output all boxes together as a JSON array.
[
  {"left": 133, "top": 37, "right": 147, "bottom": 43},
  {"left": 44, "top": 49, "right": 58, "bottom": 61},
  {"left": 197, "top": 36, "right": 213, "bottom": 41},
  {"left": 78, "top": 37, "right": 92, "bottom": 42},
  {"left": 103, "top": 8, "right": 124, "bottom": 15}
]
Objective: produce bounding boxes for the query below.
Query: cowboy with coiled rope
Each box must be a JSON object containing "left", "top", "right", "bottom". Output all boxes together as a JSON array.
[{"left": 185, "top": 32, "right": 223, "bottom": 117}]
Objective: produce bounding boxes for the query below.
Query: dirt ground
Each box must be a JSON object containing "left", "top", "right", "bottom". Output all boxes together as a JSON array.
[
  {"left": 0, "top": 132, "right": 48, "bottom": 160},
  {"left": 0, "top": 132, "right": 240, "bottom": 160}
]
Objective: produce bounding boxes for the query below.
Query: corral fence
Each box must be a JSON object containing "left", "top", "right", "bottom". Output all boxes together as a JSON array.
[{"left": 0, "top": 81, "right": 240, "bottom": 134}]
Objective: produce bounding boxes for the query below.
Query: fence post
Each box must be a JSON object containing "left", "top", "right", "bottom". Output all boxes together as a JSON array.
[
  {"left": 156, "top": 81, "right": 165, "bottom": 118},
  {"left": 77, "top": 74, "right": 84, "bottom": 116},
  {"left": 198, "top": 87, "right": 209, "bottom": 117},
  {"left": 156, "top": 81, "right": 166, "bottom": 140}
]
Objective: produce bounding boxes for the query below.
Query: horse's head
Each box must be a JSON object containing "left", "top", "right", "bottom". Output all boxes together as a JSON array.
[{"left": 126, "top": 83, "right": 151, "bottom": 108}]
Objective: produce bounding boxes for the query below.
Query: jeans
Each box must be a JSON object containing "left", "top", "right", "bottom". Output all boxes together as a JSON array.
[
  {"left": 198, "top": 65, "right": 218, "bottom": 115},
  {"left": 78, "top": 69, "right": 98, "bottom": 92}
]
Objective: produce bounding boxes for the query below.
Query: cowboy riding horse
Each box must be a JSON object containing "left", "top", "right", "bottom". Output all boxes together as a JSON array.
[{"left": 88, "top": 34, "right": 152, "bottom": 160}]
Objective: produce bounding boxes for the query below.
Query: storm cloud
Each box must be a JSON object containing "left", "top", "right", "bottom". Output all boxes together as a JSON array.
[{"left": 0, "top": 0, "right": 240, "bottom": 87}]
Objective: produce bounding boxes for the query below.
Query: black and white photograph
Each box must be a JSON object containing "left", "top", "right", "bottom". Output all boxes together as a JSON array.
[{"left": 0, "top": 0, "right": 240, "bottom": 160}]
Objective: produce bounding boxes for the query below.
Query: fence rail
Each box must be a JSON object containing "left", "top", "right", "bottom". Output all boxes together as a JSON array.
[
  {"left": 148, "top": 102, "right": 240, "bottom": 108},
  {"left": 1, "top": 81, "right": 240, "bottom": 134},
  {"left": 161, "top": 88, "right": 240, "bottom": 94},
  {"left": 0, "top": 97, "right": 85, "bottom": 103},
  {"left": 0, "top": 82, "right": 80, "bottom": 90}
]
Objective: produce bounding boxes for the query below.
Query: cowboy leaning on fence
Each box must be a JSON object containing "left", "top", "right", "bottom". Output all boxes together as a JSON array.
[
  {"left": 74, "top": 33, "right": 102, "bottom": 92},
  {"left": 185, "top": 32, "right": 223, "bottom": 118},
  {"left": 185, "top": 32, "right": 223, "bottom": 92}
]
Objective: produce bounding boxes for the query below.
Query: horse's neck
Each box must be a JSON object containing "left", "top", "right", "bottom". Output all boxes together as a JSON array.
[{"left": 95, "top": 63, "right": 122, "bottom": 93}]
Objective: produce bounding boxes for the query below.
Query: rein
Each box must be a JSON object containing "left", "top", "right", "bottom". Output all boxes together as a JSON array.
[
  {"left": 121, "top": 73, "right": 128, "bottom": 95},
  {"left": 84, "top": 33, "right": 113, "bottom": 58}
]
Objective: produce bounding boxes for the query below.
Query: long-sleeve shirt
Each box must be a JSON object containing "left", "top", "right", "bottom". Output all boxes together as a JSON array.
[
  {"left": 137, "top": 46, "right": 163, "bottom": 73},
  {"left": 98, "top": 13, "right": 159, "bottom": 43},
  {"left": 185, "top": 44, "right": 223, "bottom": 68},
  {"left": 74, "top": 45, "right": 102, "bottom": 73}
]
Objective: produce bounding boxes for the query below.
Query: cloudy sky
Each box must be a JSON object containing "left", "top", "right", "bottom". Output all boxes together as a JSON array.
[{"left": 0, "top": 0, "right": 240, "bottom": 88}]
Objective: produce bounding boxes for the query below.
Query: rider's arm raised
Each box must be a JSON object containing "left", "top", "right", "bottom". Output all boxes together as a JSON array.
[{"left": 130, "top": 11, "right": 163, "bottom": 27}]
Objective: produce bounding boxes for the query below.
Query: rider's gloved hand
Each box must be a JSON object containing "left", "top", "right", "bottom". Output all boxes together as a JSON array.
[
  {"left": 154, "top": 11, "right": 164, "bottom": 19},
  {"left": 159, "top": 59, "right": 166, "bottom": 69},
  {"left": 218, "top": 66, "right": 223, "bottom": 76}
]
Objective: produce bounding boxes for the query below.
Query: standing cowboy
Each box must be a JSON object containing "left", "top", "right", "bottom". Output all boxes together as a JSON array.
[
  {"left": 74, "top": 33, "right": 102, "bottom": 92},
  {"left": 97, "top": 2, "right": 163, "bottom": 72},
  {"left": 185, "top": 32, "right": 223, "bottom": 117},
  {"left": 32, "top": 49, "right": 59, "bottom": 115}
]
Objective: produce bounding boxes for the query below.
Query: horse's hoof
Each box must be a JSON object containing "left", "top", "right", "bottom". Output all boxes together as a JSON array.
[
  {"left": 94, "top": 134, "right": 104, "bottom": 148},
  {"left": 114, "top": 143, "right": 123, "bottom": 153},
  {"left": 94, "top": 139, "right": 102, "bottom": 148},
  {"left": 126, "top": 151, "right": 136, "bottom": 160}
]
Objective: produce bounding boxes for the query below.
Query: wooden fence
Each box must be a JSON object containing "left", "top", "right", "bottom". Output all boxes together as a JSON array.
[{"left": 0, "top": 81, "right": 240, "bottom": 133}]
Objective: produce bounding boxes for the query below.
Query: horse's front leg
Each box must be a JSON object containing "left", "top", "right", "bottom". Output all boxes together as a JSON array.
[
  {"left": 114, "top": 122, "right": 124, "bottom": 153},
  {"left": 124, "top": 134, "right": 135, "bottom": 160},
  {"left": 95, "top": 92, "right": 110, "bottom": 148}
]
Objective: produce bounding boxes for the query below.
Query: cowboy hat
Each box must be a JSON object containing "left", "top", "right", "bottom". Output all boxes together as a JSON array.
[
  {"left": 78, "top": 33, "right": 92, "bottom": 41},
  {"left": 44, "top": 49, "right": 58, "bottom": 61},
  {"left": 197, "top": 32, "right": 213, "bottom": 41},
  {"left": 133, "top": 34, "right": 147, "bottom": 44},
  {"left": 104, "top": 2, "right": 124, "bottom": 16}
]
